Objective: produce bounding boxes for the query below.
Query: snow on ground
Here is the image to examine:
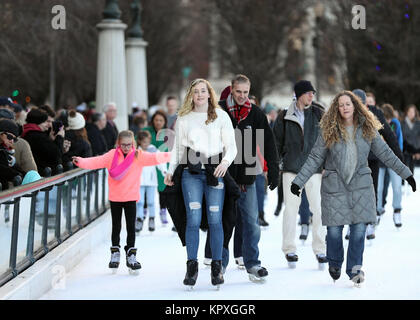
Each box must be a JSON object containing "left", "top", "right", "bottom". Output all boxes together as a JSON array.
[{"left": 40, "top": 170, "right": 420, "bottom": 300}]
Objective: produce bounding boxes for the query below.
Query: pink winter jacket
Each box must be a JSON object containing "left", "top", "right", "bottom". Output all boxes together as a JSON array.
[{"left": 74, "top": 148, "right": 171, "bottom": 202}]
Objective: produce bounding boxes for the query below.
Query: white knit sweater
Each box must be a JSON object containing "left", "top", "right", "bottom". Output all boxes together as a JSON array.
[{"left": 168, "top": 108, "right": 237, "bottom": 175}]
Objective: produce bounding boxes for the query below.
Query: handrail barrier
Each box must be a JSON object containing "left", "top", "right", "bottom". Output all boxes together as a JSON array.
[{"left": 0, "top": 168, "right": 109, "bottom": 287}]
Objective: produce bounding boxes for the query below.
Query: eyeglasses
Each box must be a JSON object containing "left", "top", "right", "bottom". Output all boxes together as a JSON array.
[
  {"left": 120, "top": 143, "right": 132, "bottom": 148},
  {"left": 1, "top": 132, "right": 17, "bottom": 142}
]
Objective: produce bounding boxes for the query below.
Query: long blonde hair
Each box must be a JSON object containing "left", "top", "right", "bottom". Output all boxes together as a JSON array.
[
  {"left": 320, "top": 90, "right": 383, "bottom": 148},
  {"left": 178, "top": 78, "right": 220, "bottom": 125}
]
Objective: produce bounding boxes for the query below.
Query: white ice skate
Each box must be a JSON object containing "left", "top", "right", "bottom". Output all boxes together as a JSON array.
[
  {"left": 247, "top": 265, "right": 268, "bottom": 283},
  {"left": 235, "top": 257, "right": 245, "bottom": 269},
  {"left": 286, "top": 253, "right": 298, "bottom": 269},
  {"left": 351, "top": 271, "right": 365, "bottom": 288},
  {"left": 316, "top": 254, "right": 327, "bottom": 271}
]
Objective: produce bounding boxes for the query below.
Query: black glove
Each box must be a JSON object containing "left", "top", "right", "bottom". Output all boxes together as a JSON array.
[
  {"left": 267, "top": 167, "right": 279, "bottom": 191},
  {"left": 290, "top": 183, "right": 301, "bottom": 197},
  {"left": 406, "top": 175, "right": 416, "bottom": 192}
]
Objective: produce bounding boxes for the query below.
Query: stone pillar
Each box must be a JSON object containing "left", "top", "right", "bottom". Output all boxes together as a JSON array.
[
  {"left": 125, "top": 0, "right": 149, "bottom": 111},
  {"left": 96, "top": 0, "right": 128, "bottom": 131}
]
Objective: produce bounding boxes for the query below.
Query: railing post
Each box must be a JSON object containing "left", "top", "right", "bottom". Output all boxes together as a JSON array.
[
  {"left": 94, "top": 170, "right": 99, "bottom": 216},
  {"left": 66, "top": 180, "right": 73, "bottom": 235},
  {"left": 9, "top": 198, "right": 20, "bottom": 276},
  {"left": 76, "top": 177, "right": 82, "bottom": 228},
  {"left": 86, "top": 172, "right": 92, "bottom": 222},
  {"left": 102, "top": 168, "right": 106, "bottom": 210},
  {"left": 41, "top": 188, "right": 50, "bottom": 253},
  {"left": 25, "top": 191, "right": 38, "bottom": 264},
  {"left": 55, "top": 182, "right": 63, "bottom": 243}
]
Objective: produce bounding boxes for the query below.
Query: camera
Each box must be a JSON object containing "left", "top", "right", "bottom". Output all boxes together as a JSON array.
[{"left": 52, "top": 120, "right": 63, "bottom": 135}]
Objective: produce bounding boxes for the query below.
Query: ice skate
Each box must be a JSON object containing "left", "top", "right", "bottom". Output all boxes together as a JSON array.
[
  {"left": 393, "top": 211, "right": 402, "bottom": 228},
  {"left": 286, "top": 253, "right": 298, "bottom": 269},
  {"left": 366, "top": 224, "right": 375, "bottom": 240},
  {"left": 299, "top": 224, "right": 309, "bottom": 244},
  {"left": 329, "top": 266, "right": 341, "bottom": 283},
  {"left": 108, "top": 246, "right": 120, "bottom": 273},
  {"left": 160, "top": 208, "right": 168, "bottom": 225},
  {"left": 203, "top": 257, "right": 212, "bottom": 267},
  {"left": 148, "top": 217, "right": 155, "bottom": 232},
  {"left": 135, "top": 217, "right": 143, "bottom": 233},
  {"left": 125, "top": 247, "right": 141, "bottom": 275},
  {"left": 235, "top": 257, "right": 245, "bottom": 269},
  {"left": 274, "top": 205, "right": 281, "bottom": 217},
  {"left": 316, "top": 253, "right": 327, "bottom": 270},
  {"left": 351, "top": 270, "right": 365, "bottom": 287},
  {"left": 183, "top": 260, "right": 198, "bottom": 290},
  {"left": 211, "top": 260, "right": 224, "bottom": 290},
  {"left": 247, "top": 265, "right": 268, "bottom": 282}
]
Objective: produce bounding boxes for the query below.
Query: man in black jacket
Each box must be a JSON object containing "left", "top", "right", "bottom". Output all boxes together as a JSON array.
[
  {"left": 102, "top": 102, "right": 119, "bottom": 151},
  {"left": 218, "top": 74, "right": 279, "bottom": 282},
  {"left": 352, "top": 89, "right": 404, "bottom": 240},
  {"left": 272, "top": 80, "right": 327, "bottom": 269}
]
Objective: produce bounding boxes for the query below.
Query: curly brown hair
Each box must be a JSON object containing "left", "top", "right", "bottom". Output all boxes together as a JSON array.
[{"left": 320, "top": 91, "right": 383, "bottom": 148}]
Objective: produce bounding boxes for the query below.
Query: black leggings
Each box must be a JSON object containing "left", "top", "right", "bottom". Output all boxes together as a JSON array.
[{"left": 110, "top": 201, "right": 137, "bottom": 250}]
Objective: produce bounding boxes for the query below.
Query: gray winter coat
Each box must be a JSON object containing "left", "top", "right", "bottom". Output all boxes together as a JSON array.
[{"left": 293, "top": 124, "right": 412, "bottom": 227}]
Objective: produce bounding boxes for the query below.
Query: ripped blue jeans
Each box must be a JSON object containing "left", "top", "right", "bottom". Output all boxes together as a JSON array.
[{"left": 181, "top": 169, "right": 225, "bottom": 261}]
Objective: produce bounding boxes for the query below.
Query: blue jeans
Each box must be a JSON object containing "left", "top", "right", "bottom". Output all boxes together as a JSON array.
[
  {"left": 137, "top": 186, "right": 156, "bottom": 219},
  {"left": 255, "top": 173, "right": 266, "bottom": 213},
  {"left": 222, "top": 183, "right": 261, "bottom": 270},
  {"left": 377, "top": 167, "right": 402, "bottom": 213},
  {"left": 182, "top": 169, "right": 225, "bottom": 261},
  {"left": 327, "top": 223, "right": 367, "bottom": 279},
  {"left": 298, "top": 188, "right": 312, "bottom": 225}
]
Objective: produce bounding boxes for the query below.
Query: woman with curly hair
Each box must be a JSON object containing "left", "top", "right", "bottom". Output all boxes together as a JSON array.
[
  {"left": 290, "top": 91, "right": 416, "bottom": 286},
  {"left": 164, "top": 78, "right": 237, "bottom": 289}
]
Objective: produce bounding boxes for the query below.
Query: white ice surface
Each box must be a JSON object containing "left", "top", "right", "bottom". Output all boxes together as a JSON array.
[{"left": 40, "top": 170, "right": 420, "bottom": 300}]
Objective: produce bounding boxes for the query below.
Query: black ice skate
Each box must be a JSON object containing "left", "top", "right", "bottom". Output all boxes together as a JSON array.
[
  {"left": 135, "top": 217, "right": 143, "bottom": 233},
  {"left": 351, "top": 270, "right": 365, "bottom": 288},
  {"left": 258, "top": 211, "right": 269, "bottom": 227},
  {"left": 210, "top": 260, "right": 224, "bottom": 289},
  {"left": 286, "top": 253, "right": 298, "bottom": 269},
  {"left": 316, "top": 253, "right": 327, "bottom": 270},
  {"left": 247, "top": 265, "right": 268, "bottom": 282},
  {"left": 109, "top": 246, "right": 120, "bottom": 273},
  {"left": 125, "top": 247, "right": 141, "bottom": 275},
  {"left": 183, "top": 260, "right": 198, "bottom": 290},
  {"left": 329, "top": 266, "right": 341, "bottom": 283}
]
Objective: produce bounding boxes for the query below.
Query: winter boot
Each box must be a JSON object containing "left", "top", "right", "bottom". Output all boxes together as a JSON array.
[
  {"left": 125, "top": 247, "right": 141, "bottom": 274},
  {"left": 183, "top": 260, "right": 199, "bottom": 289},
  {"left": 247, "top": 265, "right": 268, "bottom": 282},
  {"left": 258, "top": 211, "right": 269, "bottom": 227},
  {"left": 329, "top": 266, "right": 341, "bottom": 282},
  {"left": 148, "top": 217, "right": 155, "bottom": 232},
  {"left": 235, "top": 256, "right": 245, "bottom": 269},
  {"left": 135, "top": 217, "right": 143, "bottom": 233},
  {"left": 109, "top": 246, "right": 120, "bottom": 271},
  {"left": 299, "top": 224, "right": 309, "bottom": 241},
  {"left": 366, "top": 224, "right": 375, "bottom": 240},
  {"left": 393, "top": 209, "right": 402, "bottom": 228},
  {"left": 160, "top": 208, "right": 168, "bottom": 225},
  {"left": 210, "top": 260, "right": 224, "bottom": 288}
]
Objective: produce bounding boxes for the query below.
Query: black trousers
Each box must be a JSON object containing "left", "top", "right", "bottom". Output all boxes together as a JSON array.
[
  {"left": 110, "top": 201, "right": 137, "bottom": 250},
  {"left": 368, "top": 159, "right": 380, "bottom": 216}
]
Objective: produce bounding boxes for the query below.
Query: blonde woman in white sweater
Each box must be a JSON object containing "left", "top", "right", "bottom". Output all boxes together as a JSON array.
[{"left": 164, "top": 79, "right": 237, "bottom": 288}]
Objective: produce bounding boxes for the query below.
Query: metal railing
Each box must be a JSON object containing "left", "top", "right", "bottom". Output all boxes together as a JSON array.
[{"left": 0, "top": 168, "right": 109, "bottom": 287}]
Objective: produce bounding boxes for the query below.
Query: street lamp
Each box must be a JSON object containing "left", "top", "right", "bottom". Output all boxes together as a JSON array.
[{"left": 103, "top": 0, "right": 121, "bottom": 20}]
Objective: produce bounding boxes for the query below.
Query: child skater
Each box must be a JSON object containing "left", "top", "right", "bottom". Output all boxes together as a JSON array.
[
  {"left": 135, "top": 130, "right": 168, "bottom": 232},
  {"left": 72, "top": 130, "right": 171, "bottom": 274}
]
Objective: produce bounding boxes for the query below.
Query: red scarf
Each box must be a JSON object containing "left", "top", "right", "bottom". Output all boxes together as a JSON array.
[
  {"left": 226, "top": 93, "right": 252, "bottom": 124},
  {"left": 21, "top": 123, "right": 42, "bottom": 138}
]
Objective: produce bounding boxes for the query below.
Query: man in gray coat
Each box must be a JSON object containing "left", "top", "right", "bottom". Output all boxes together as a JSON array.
[{"left": 272, "top": 80, "right": 327, "bottom": 268}]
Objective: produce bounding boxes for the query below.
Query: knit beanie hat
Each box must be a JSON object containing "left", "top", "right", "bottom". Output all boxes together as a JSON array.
[
  {"left": 352, "top": 89, "right": 367, "bottom": 105},
  {"left": 0, "top": 108, "right": 15, "bottom": 120},
  {"left": 0, "top": 119, "right": 19, "bottom": 137},
  {"left": 26, "top": 108, "right": 48, "bottom": 125},
  {"left": 68, "top": 110, "right": 86, "bottom": 130},
  {"left": 294, "top": 80, "right": 316, "bottom": 100}
]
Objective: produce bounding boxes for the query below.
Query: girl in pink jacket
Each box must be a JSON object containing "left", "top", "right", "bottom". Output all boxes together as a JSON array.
[{"left": 73, "top": 130, "right": 171, "bottom": 274}]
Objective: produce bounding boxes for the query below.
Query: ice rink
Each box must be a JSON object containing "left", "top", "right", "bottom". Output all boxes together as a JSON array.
[{"left": 40, "top": 170, "right": 420, "bottom": 300}]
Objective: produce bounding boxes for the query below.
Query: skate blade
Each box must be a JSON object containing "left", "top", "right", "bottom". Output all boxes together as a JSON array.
[
  {"left": 288, "top": 262, "right": 297, "bottom": 269},
  {"left": 248, "top": 274, "right": 266, "bottom": 283},
  {"left": 111, "top": 268, "right": 118, "bottom": 274},
  {"left": 185, "top": 286, "right": 194, "bottom": 291},
  {"left": 300, "top": 240, "right": 306, "bottom": 246},
  {"left": 237, "top": 265, "right": 245, "bottom": 270},
  {"left": 128, "top": 269, "right": 140, "bottom": 275},
  {"left": 318, "top": 263, "right": 326, "bottom": 271}
]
